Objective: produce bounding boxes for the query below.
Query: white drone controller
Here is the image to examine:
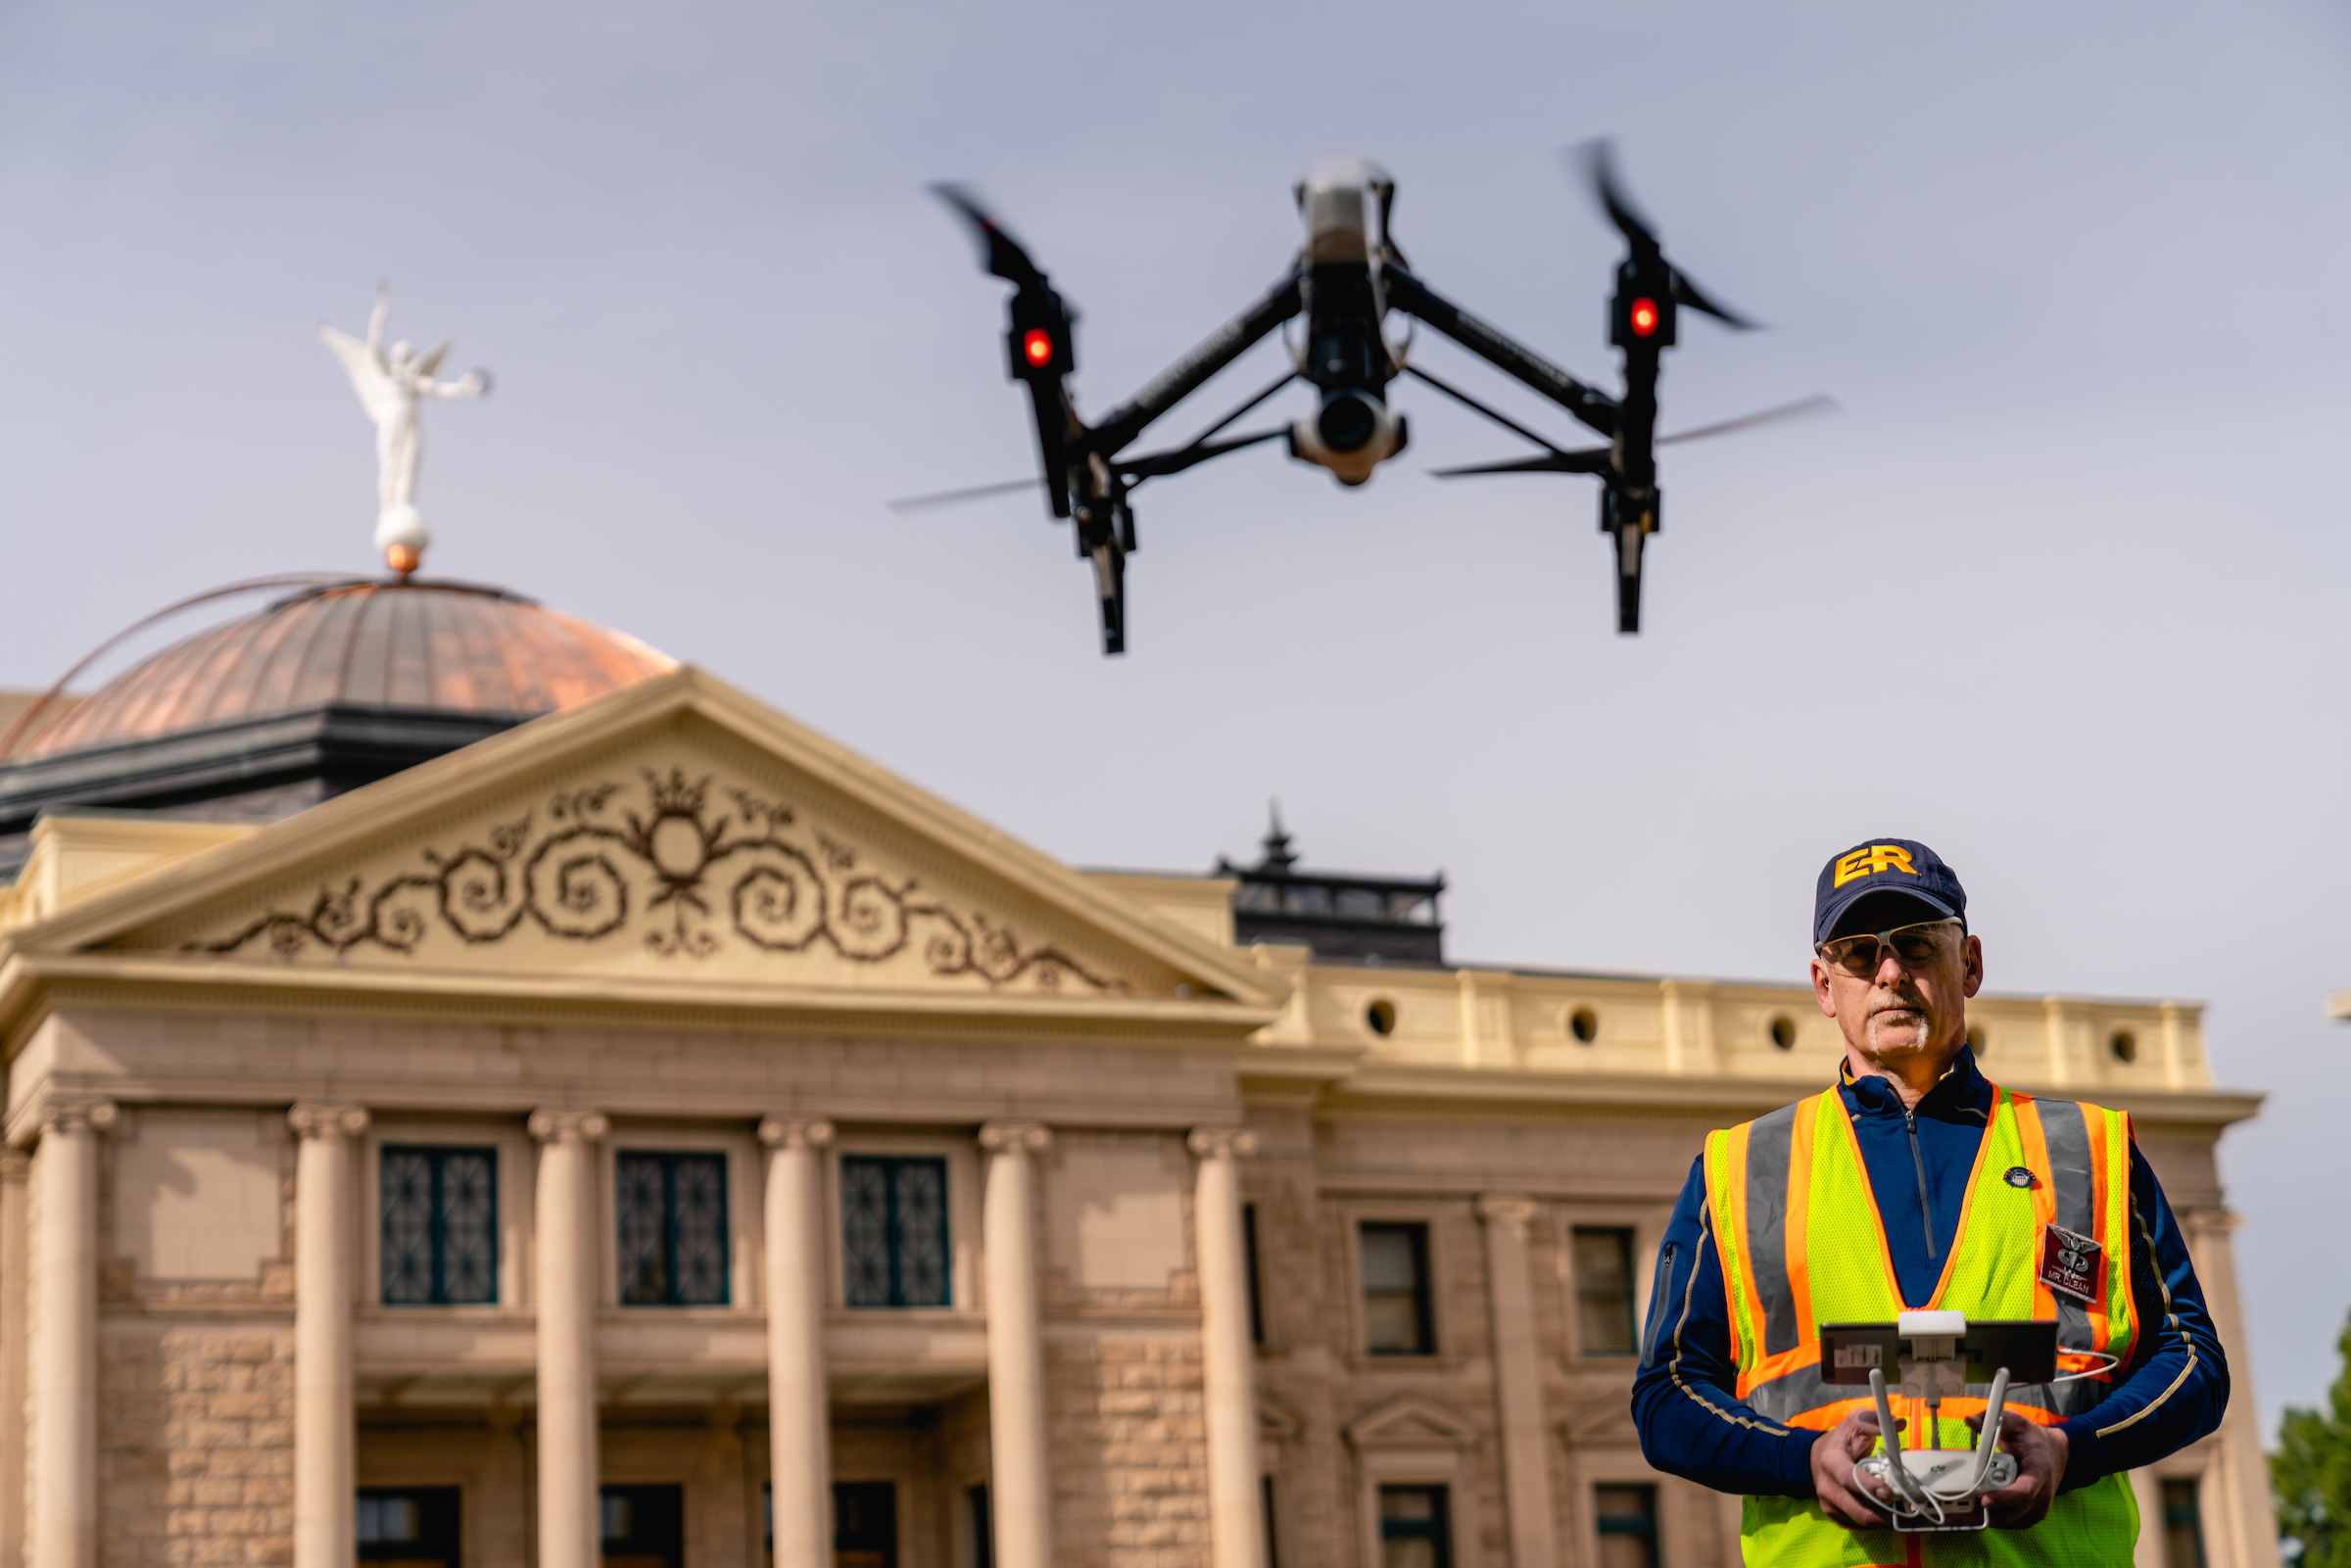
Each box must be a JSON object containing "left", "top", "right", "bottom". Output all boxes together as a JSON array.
[{"left": 1821, "top": 1309, "right": 2057, "bottom": 1533}]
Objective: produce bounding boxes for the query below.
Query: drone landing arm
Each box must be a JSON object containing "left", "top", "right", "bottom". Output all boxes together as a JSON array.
[
  {"left": 1090, "top": 272, "right": 1306, "bottom": 456},
  {"left": 1382, "top": 269, "right": 1619, "bottom": 440}
]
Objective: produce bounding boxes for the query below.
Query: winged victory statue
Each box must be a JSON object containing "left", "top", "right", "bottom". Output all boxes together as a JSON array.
[{"left": 319, "top": 286, "right": 491, "bottom": 576}]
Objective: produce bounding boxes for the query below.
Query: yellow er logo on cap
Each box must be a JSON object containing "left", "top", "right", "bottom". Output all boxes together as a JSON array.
[{"left": 1833, "top": 843, "right": 1917, "bottom": 887}]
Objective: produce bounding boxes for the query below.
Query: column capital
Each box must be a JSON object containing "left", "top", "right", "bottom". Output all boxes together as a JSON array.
[
  {"left": 288, "top": 1102, "right": 370, "bottom": 1140},
  {"left": 758, "top": 1117, "right": 836, "bottom": 1151},
  {"left": 528, "top": 1109, "right": 609, "bottom": 1145},
  {"left": 40, "top": 1096, "right": 118, "bottom": 1138},
  {"left": 979, "top": 1120, "right": 1051, "bottom": 1156},
  {"left": 1474, "top": 1193, "right": 1543, "bottom": 1230},
  {"left": 1186, "top": 1126, "right": 1259, "bottom": 1160}
]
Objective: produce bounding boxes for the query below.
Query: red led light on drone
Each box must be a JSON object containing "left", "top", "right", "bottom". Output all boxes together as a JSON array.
[
  {"left": 1629, "top": 298, "right": 1659, "bottom": 338},
  {"left": 1023, "top": 329, "right": 1055, "bottom": 367}
]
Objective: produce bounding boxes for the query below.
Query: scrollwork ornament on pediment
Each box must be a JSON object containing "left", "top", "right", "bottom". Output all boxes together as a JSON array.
[{"left": 187, "top": 767, "right": 1128, "bottom": 994}]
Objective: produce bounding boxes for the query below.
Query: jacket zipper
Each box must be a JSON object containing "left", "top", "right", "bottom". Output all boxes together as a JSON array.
[
  {"left": 1642, "top": 1243, "right": 1678, "bottom": 1362},
  {"left": 1903, "top": 1106, "right": 1938, "bottom": 1260}
]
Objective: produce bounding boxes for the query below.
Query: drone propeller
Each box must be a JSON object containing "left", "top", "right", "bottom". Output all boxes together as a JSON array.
[
  {"left": 1430, "top": 449, "right": 1611, "bottom": 478},
  {"left": 887, "top": 427, "right": 1290, "bottom": 515},
  {"left": 886, "top": 476, "right": 1043, "bottom": 514},
  {"left": 931, "top": 183, "right": 1051, "bottom": 291},
  {"left": 1428, "top": 394, "right": 1833, "bottom": 480},
  {"left": 1655, "top": 393, "right": 1834, "bottom": 445},
  {"left": 1579, "top": 141, "right": 1757, "bottom": 331}
]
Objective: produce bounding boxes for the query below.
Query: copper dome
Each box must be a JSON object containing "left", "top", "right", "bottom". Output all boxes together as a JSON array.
[{"left": 24, "top": 580, "right": 672, "bottom": 758}]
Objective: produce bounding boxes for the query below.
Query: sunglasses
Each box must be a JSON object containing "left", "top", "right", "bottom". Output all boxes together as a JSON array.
[{"left": 1815, "top": 918, "right": 1962, "bottom": 977}]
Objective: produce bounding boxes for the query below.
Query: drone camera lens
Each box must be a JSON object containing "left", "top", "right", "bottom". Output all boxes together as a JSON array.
[{"left": 1317, "top": 391, "right": 1380, "bottom": 453}]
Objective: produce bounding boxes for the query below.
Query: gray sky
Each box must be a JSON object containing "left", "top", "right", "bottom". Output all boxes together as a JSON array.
[{"left": 4, "top": 0, "right": 2347, "bottom": 1433}]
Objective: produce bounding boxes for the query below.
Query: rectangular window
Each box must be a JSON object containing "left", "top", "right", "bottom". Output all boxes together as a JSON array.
[
  {"left": 1361, "top": 1222, "right": 1434, "bottom": 1355},
  {"left": 968, "top": 1484, "right": 991, "bottom": 1568},
  {"left": 1594, "top": 1484, "right": 1658, "bottom": 1568},
  {"left": 1378, "top": 1485, "right": 1450, "bottom": 1568},
  {"left": 840, "top": 1156, "right": 949, "bottom": 1307},
  {"left": 2161, "top": 1479, "right": 2208, "bottom": 1568},
  {"left": 381, "top": 1147, "right": 498, "bottom": 1305},
  {"left": 616, "top": 1152, "right": 729, "bottom": 1306},
  {"left": 1243, "top": 1203, "right": 1266, "bottom": 1345},
  {"left": 357, "top": 1486, "right": 460, "bottom": 1566},
  {"left": 601, "top": 1484, "right": 684, "bottom": 1568},
  {"left": 1262, "top": 1474, "right": 1279, "bottom": 1568},
  {"left": 1573, "top": 1228, "right": 1639, "bottom": 1356},
  {"left": 834, "top": 1481, "right": 897, "bottom": 1568}
]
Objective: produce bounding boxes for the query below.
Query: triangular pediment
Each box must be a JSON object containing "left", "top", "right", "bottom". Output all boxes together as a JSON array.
[
  {"left": 19, "top": 669, "right": 1277, "bottom": 1017},
  {"left": 1344, "top": 1398, "right": 1474, "bottom": 1449}
]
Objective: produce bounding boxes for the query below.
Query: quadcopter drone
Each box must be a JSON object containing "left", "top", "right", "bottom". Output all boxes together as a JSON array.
[{"left": 916, "top": 147, "right": 1816, "bottom": 654}]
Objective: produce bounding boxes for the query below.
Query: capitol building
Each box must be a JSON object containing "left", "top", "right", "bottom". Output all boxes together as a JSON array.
[{"left": 0, "top": 575, "right": 2281, "bottom": 1568}]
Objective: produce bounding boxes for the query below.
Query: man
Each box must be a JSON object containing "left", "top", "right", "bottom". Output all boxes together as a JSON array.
[{"left": 1629, "top": 837, "right": 2229, "bottom": 1565}]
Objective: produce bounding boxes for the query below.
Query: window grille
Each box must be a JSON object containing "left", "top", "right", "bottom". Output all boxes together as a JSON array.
[
  {"left": 1360, "top": 1222, "right": 1434, "bottom": 1354},
  {"left": 1377, "top": 1485, "right": 1450, "bottom": 1568},
  {"left": 840, "top": 1156, "right": 949, "bottom": 1307},
  {"left": 380, "top": 1147, "right": 497, "bottom": 1305},
  {"left": 616, "top": 1152, "right": 729, "bottom": 1306},
  {"left": 1572, "top": 1227, "right": 1640, "bottom": 1356},
  {"left": 1594, "top": 1484, "right": 1658, "bottom": 1568}
]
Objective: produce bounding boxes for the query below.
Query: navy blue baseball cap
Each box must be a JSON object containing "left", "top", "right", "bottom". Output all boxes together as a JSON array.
[{"left": 1812, "top": 837, "right": 1967, "bottom": 948}]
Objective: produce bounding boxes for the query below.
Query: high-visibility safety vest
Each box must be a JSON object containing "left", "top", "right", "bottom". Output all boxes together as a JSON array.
[{"left": 1702, "top": 1082, "right": 2141, "bottom": 1567}]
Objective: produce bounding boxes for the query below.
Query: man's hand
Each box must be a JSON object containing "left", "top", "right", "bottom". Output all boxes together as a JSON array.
[
  {"left": 1973, "top": 1410, "right": 2069, "bottom": 1529},
  {"left": 1811, "top": 1408, "right": 1898, "bottom": 1529}
]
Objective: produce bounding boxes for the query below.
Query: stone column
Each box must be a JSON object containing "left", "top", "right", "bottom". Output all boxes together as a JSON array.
[
  {"left": 28, "top": 1097, "right": 114, "bottom": 1568},
  {"left": 979, "top": 1121, "right": 1053, "bottom": 1568},
  {"left": 529, "top": 1110, "right": 609, "bottom": 1568},
  {"left": 1, "top": 1148, "right": 31, "bottom": 1568},
  {"left": 2183, "top": 1209, "right": 2282, "bottom": 1568},
  {"left": 759, "top": 1117, "right": 836, "bottom": 1568},
  {"left": 1188, "top": 1128, "right": 1266, "bottom": 1568},
  {"left": 1476, "top": 1195, "right": 1558, "bottom": 1568},
  {"left": 289, "top": 1103, "right": 370, "bottom": 1568}
]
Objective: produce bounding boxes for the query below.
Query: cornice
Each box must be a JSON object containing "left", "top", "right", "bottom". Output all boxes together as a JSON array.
[
  {"left": 1311, "top": 1061, "right": 2266, "bottom": 1133},
  {"left": 0, "top": 950, "right": 1280, "bottom": 1057}
]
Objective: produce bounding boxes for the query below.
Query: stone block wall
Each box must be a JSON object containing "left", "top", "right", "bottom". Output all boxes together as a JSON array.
[
  {"left": 101, "top": 1324, "right": 295, "bottom": 1567},
  {"left": 1047, "top": 1332, "right": 1208, "bottom": 1568}
]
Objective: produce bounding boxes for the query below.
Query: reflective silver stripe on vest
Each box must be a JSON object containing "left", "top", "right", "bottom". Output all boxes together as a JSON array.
[
  {"left": 1743, "top": 1102, "right": 1802, "bottom": 1358},
  {"left": 2036, "top": 1097, "right": 2096, "bottom": 1356}
]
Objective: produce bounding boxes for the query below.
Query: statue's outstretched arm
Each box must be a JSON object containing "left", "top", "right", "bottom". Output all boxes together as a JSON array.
[
  {"left": 422, "top": 369, "right": 491, "bottom": 400},
  {"left": 366, "top": 287, "right": 390, "bottom": 355}
]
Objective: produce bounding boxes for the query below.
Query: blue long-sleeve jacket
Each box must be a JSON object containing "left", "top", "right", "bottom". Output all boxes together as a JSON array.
[{"left": 1629, "top": 1049, "right": 2228, "bottom": 1497}]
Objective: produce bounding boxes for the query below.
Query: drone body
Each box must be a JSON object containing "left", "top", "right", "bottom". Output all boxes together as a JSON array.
[{"left": 927, "top": 148, "right": 1781, "bottom": 654}]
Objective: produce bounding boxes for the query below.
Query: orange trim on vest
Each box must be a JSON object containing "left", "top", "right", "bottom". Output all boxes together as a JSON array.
[
  {"left": 2011, "top": 1093, "right": 2061, "bottom": 1322},
  {"left": 1787, "top": 1094, "right": 1818, "bottom": 1344},
  {"left": 1716, "top": 1120, "right": 1766, "bottom": 1350},
  {"left": 2115, "top": 1111, "right": 2140, "bottom": 1360},
  {"left": 2087, "top": 1107, "right": 2114, "bottom": 1355}
]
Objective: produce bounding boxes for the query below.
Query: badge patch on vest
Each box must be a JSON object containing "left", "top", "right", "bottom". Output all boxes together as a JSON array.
[
  {"left": 2039, "top": 1223, "right": 2101, "bottom": 1303},
  {"left": 2003, "top": 1165, "right": 2037, "bottom": 1189}
]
